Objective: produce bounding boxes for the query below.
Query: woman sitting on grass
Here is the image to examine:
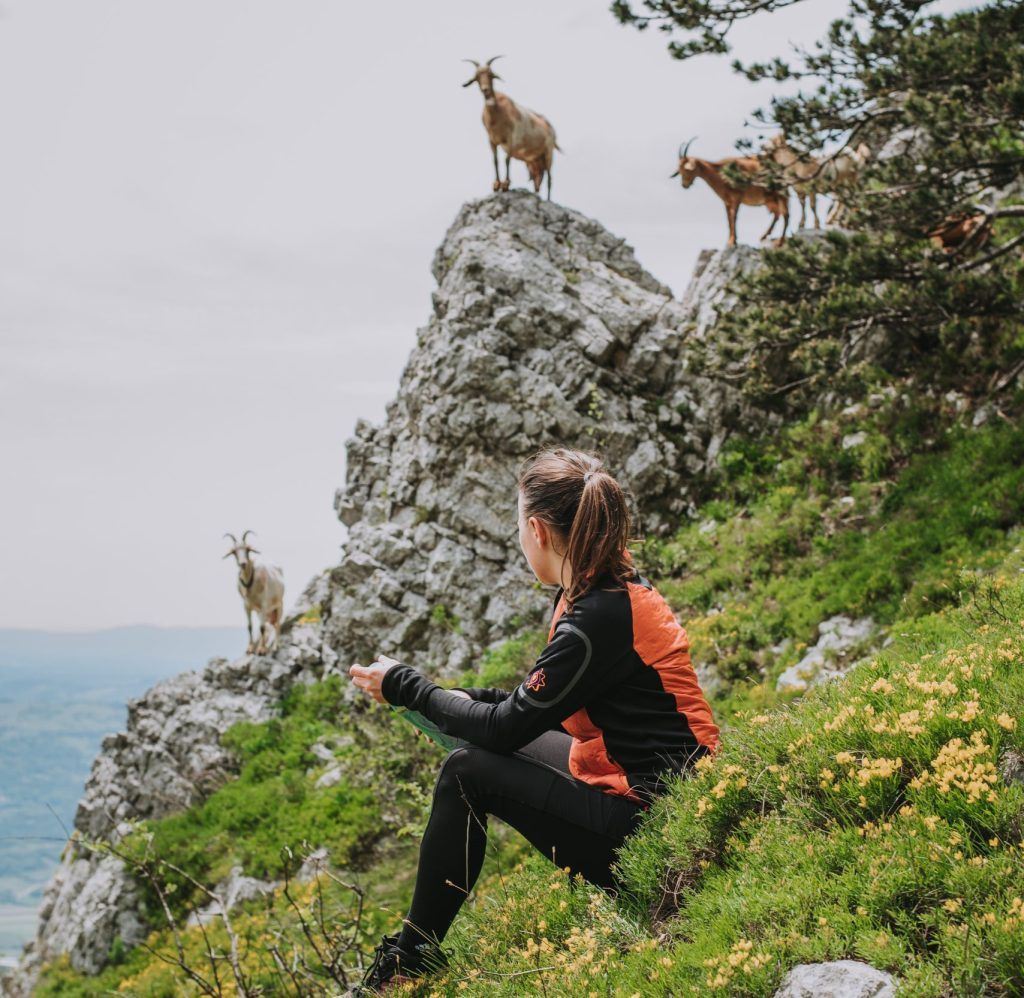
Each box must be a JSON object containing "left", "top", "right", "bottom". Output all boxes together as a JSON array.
[{"left": 348, "top": 446, "right": 720, "bottom": 993}]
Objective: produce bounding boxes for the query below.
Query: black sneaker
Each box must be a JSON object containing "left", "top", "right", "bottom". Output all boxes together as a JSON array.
[{"left": 349, "top": 932, "right": 448, "bottom": 995}]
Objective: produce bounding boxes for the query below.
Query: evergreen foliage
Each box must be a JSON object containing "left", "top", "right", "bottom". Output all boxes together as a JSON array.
[{"left": 617, "top": 0, "right": 1024, "bottom": 410}]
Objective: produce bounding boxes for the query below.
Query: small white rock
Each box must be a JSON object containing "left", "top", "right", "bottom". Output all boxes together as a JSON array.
[{"left": 774, "top": 960, "right": 896, "bottom": 998}]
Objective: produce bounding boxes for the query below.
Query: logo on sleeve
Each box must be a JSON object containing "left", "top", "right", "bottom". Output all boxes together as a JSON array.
[{"left": 525, "top": 668, "right": 547, "bottom": 693}]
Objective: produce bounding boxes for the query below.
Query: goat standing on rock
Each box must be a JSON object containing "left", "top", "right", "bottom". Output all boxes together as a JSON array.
[
  {"left": 463, "top": 56, "right": 560, "bottom": 200},
  {"left": 671, "top": 137, "right": 789, "bottom": 248},
  {"left": 761, "top": 133, "right": 872, "bottom": 229},
  {"left": 223, "top": 530, "right": 285, "bottom": 655},
  {"left": 761, "top": 133, "right": 823, "bottom": 230}
]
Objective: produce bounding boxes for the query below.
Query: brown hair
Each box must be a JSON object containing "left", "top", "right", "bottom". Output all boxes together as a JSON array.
[{"left": 517, "top": 447, "right": 637, "bottom": 611}]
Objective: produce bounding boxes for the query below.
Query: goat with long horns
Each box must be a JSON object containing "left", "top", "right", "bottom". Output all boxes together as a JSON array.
[
  {"left": 223, "top": 530, "right": 285, "bottom": 656},
  {"left": 463, "top": 56, "right": 561, "bottom": 200},
  {"left": 671, "top": 137, "right": 790, "bottom": 248}
]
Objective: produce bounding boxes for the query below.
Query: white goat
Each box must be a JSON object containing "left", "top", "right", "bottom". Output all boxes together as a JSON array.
[
  {"left": 821, "top": 142, "right": 872, "bottom": 226},
  {"left": 223, "top": 530, "right": 285, "bottom": 655},
  {"left": 761, "top": 134, "right": 872, "bottom": 229},
  {"left": 761, "top": 133, "right": 823, "bottom": 229}
]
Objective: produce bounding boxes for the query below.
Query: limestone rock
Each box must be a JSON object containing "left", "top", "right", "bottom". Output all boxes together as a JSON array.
[
  {"left": 776, "top": 615, "right": 881, "bottom": 692},
  {"left": 186, "top": 867, "right": 277, "bottom": 928},
  {"left": 774, "top": 960, "right": 896, "bottom": 998},
  {"left": 330, "top": 192, "right": 777, "bottom": 680},
  {"left": 1000, "top": 748, "right": 1024, "bottom": 786}
]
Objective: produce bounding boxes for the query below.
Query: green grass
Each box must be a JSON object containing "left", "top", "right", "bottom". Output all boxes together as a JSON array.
[
  {"left": 40, "top": 563, "right": 1024, "bottom": 996},
  {"left": 638, "top": 414, "right": 1024, "bottom": 689},
  {"left": 37, "top": 672, "right": 537, "bottom": 996}
]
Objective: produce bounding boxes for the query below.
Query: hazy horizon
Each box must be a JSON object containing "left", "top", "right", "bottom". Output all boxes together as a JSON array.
[{"left": 0, "top": 0, "right": 971, "bottom": 630}]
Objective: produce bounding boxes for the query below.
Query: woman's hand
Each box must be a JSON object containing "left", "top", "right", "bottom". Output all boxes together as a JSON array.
[{"left": 349, "top": 655, "right": 401, "bottom": 705}]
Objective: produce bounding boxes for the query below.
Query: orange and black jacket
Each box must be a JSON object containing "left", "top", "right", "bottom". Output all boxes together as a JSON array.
[{"left": 381, "top": 567, "right": 720, "bottom": 806}]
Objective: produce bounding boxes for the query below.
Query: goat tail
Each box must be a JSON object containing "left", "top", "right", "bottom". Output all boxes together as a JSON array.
[{"left": 555, "top": 141, "right": 565, "bottom": 154}]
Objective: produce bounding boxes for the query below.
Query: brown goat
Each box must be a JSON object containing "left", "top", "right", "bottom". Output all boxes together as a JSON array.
[
  {"left": 926, "top": 211, "right": 992, "bottom": 255},
  {"left": 463, "top": 56, "right": 560, "bottom": 199},
  {"left": 671, "top": 138, "right": 789, "bottom": 247}
]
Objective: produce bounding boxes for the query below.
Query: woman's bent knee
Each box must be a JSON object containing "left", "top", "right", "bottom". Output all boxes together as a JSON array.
[{"left": 436, "top": 745, "right": 491, "bottom": 789}]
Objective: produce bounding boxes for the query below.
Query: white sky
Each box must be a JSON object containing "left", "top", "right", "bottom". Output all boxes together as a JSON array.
[{"left": 0, "top": 0, "right": 968, "bottom": 630}]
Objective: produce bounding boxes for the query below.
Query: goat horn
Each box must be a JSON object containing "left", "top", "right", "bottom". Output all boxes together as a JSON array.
[
  {"left": 223, "top": 532, "right": 238, "bottom": 544},
  {"left": 461, "top": 58, "right": 480, "bottom": 67},
  {"left": 485, "top": 55, "right": 504, "bottom": 66},
  {"left": 241, "top": 529, "right": 255, "bottom": 544},
  {"left": 679, "top": 136, "right": 697, "bottom": 159}
]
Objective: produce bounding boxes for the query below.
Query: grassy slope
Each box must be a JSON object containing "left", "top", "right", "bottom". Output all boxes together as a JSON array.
[
  {"left": 37, "top": 394, "right": 1024, "bottom": 996},
  {"left": 414, "top": 401, "right": 1024, "bottom": 997}
]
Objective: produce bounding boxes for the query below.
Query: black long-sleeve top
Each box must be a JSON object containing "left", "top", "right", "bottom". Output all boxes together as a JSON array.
[{"left": 381, "top": 568, "right": 720, "bottom": 805}]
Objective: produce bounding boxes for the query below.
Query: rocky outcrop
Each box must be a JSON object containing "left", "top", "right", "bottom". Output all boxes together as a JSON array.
[
  {"left": 6, "top": 192, "right": 777, "bottom": 993},
  {"left": 329, "top": 193, "right": 773, "bottom": 677}
]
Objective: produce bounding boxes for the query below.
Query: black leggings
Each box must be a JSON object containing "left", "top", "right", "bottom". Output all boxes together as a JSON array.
[{"left": 396, "top": 729, "right": 647, "bottom": 950}]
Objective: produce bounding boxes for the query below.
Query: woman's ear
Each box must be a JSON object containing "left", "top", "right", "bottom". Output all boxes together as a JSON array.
[{"left": 528, "top": 515, "right": 548, "bottom": 550}]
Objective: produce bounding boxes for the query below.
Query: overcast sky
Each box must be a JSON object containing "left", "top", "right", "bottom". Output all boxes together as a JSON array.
[{"left": 0, "top": 0, "right": 968, "bottom": 630}]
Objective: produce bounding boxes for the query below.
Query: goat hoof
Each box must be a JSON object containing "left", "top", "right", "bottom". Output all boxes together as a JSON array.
[{"left": 492, "top": 180, "right": 502, "bottom": 192}]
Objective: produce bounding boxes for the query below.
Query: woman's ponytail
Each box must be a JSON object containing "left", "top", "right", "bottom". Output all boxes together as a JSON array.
[{"left": 517, "top": 448, "right": 636, "bottom": 611}]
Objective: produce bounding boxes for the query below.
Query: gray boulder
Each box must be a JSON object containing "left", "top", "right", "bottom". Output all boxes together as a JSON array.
[{"left": 775, "top": 960, "right": 896, "bottom": 998}]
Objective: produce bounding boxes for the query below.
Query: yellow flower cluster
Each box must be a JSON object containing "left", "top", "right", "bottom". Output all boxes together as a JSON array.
[
  {"left": 787, "top": 732, "right": 814, "bottom": 753},
  {"left": 545, "top": 922, "right": 622, "bottom": 980},
  {"left": 908, "top": 731, "right": 999, "bottom": 803},
  {"left": 945, "top": 692, "right": 981, "bottom": 722},
  {"left": 825, "top": 703, "right": 859, "bottom": 733},
  {"left": 860, "top": 703, "right": 939, "bottom": 736},
  {"left": 1005, "top": 896, "right": 1024, "bottom": 931},
  {"left": 694, "top": 753, "right": 717, "bottom": 773},
  {"left": 857, "top": 818, "right": 895, "bottom": 839},
  {"left": 854, "top": 756, "right": 903, "bottom": 786},
  {"left": 702, "top": 939, "right": 772, "bottom": 990},
  {"left": 994, "top": 636, "right": 1021, "bottom": 663},
  {"left": 903, "top": 669, "right": 959, "bottom": 698},
  {"left": 696, "top": 764, "right": 749, "bottom": 816},
  {"left": 830, "top": 751, "right": 903, "bottom": 787}
]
